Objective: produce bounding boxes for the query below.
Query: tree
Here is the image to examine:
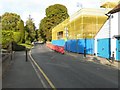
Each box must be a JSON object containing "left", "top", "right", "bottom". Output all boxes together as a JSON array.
[
  {"left": 0, "top": 16, "right": 1, "bottom": 22},
  {"left": 25, "top": 15, "right": 36, "bottom": 43},
  {"left": 1, "top": 12, "right": 21, "bottom": 31},
  {"left": 39, "top": 4, "right": 69, "bottom": 41},
  {"left": 17, "top": 20, "right": 25, "bottom": 43},
  {"left": 35, "top": 29, "right": 39, "bottom": 41}
]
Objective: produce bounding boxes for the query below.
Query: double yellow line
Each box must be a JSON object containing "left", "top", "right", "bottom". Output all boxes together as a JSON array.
[{"left": 29, "top": 51, "right": 56, "bottom": 90}]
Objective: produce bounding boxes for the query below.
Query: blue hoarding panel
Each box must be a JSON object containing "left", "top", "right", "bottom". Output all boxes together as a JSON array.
[
  {"left": 116, "top": 39, "right": 120, "bottom": 61},
  {"left": 86, "top": 39, "right": 94, "bottom": 54},
  {"left": 71, "top": 40, "right": 77, "bottom": 53},
  {"left": 52, "top": 39, "right": 65, "bottom": 46},
  {"left": 77, "top": 39, "right": 85, "bottom": 54},
  {"left": 65, "top": 39, "right": 94, "bottom": 54},
  {"left": 97, "top": 38, "right": 110, "bottom": 59}
]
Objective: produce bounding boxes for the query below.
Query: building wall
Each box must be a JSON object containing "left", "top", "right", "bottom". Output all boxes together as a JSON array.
[
  {"left": 94, "top": 19, "right": 109, "bottom": 56},
  {"left": 95, "top": 12, "right": 119, "bottom": 60},
  {"left": 111, "top": 13, "right": 118, "bottom": 38},
  {"left": 118, "top": 12, "right": 120, "bottom": 34},
  {"left": 111, "top": 13, "right": 118, "bottom": 59}
]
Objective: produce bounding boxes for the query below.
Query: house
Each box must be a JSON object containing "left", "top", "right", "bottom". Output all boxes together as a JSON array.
[
  {"left": 95, "top": 3, "right": 120, "bottom": 61},
  {"left": 50, "top": 1, "right": 120, "bottom": 61},
  {"left": 52, "top": 8, "right": 108, "bottom": 54}
]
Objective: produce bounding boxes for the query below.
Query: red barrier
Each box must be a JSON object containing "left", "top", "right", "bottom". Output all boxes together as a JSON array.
[{"left": 46, "top": 43, "right": 64, "bottom": 54}]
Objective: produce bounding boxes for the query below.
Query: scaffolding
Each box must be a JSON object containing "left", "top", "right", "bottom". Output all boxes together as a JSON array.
[{"left": 52, "top": 8, "right": 109, "bottom": 40}]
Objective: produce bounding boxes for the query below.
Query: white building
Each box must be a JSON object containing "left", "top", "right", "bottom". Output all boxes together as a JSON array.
[{"left": 95, "top": 3, "right": 120, "bottom": 61}]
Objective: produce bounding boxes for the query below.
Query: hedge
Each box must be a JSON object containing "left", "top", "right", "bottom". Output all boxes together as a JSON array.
[
  {"left": 2, "top": 30, "right": 22, "bottom": 48},
  {"left": 13, "top": 32, "right": 21, "bottom": 43},
  {"left": 2, "top": 30, "right": 13, "bottom": 48}
]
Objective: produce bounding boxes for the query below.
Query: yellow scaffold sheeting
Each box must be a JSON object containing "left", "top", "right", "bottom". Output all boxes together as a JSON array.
[{"left": 52, "top": 8, "right": 108, "bottom": 40}]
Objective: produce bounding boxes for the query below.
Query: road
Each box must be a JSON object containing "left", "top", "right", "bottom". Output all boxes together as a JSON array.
[{"left": 31, "top": 44, "right": 118, "bottom": 88}]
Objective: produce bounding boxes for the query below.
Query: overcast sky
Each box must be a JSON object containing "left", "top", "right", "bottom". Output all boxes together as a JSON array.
[{"left": 0, "top": 0, "right": 117, "bottom": 29}]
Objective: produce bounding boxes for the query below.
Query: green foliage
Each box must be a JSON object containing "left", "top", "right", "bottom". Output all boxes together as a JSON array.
[
  {"left": 19, "top": 43, "right": 33, "bottom": 49},
  {"left": 1, "top": 12, "right": 25, "bottom": 50},
  {"left": 2, "top": 30, "right": 13, "bottom": 48},
  {"left": 25, "top": 15, "right": 36, "bottom": 43},
  {"left": 1, "top": 12, "right": 21, "bottom": 31},
  {"left": 39, "top": 4, "right": 69, "bottom": 41},
  {"left": 17, "top": 20, "right": 25, "bottom": 43},
  {"left": 35, "top": 29, "right": 39, "bottom": 41},
  {"left": 2, "top": 30, "right": 22, "bottom": 49},
  {"left": 13, "top": 32, "right": 21, "bottom": 43},
  {"left": 25, "top": 40, "right": 31, "bottom": 45},
  {"left": 0, "top": 16, "right": 1, "bottom": 22},
  {"left": 46, "top": 4, "right": 68, "bottom": 17}
]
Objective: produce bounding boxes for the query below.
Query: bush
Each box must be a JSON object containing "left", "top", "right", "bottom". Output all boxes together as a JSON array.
[
  {"left": 2, "top": 30, "right": 13, "bottom": 49},
  {"left": 25, "top": 40, "right": 31, "bottom": 45},
  {"left": 2, "top": 30, "right": 22, "bottom": 49},
  {"left": 13, "top": 32, "right": 22, "bottom": 43}
]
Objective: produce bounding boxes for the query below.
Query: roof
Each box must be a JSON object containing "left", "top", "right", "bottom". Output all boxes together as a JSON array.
[
  {"left": 114, "top": 35, "right": 120, "bottom": 38},
  {"left": 108, "top": 3, "right": 120, "bottom": 14},
  {"left": 100, "top": 2, "right": 118, "bottom": 8}
]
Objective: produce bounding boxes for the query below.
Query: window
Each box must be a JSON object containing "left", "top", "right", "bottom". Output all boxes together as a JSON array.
[{"left": 57, "top": 31, "right": 63, "bottom": 39}]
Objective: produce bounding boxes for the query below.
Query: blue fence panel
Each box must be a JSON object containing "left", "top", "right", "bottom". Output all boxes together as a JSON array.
[
  {"left": 69, "top": 40, "right": 73, "bottom": 52},
  {"left": 86, "top": 39, "right": 94, "bottom": 54},
  {"left": 116, "top": 39, "right": 120, "bottom": 61},
  {"left": 77, "top": 39, "right": 85, "bottom": 53},
  {"left": 97, "top": 38, "right": 111, "bottom": 59},
  {"left": 52, "top": 39, "right": 65, "bottom": 46},
  {"left": 65, "top": 39, "right": 94, "bottom": 54},
  {"left": 71, "top": 40, "right": 77, "bottom": 53}
]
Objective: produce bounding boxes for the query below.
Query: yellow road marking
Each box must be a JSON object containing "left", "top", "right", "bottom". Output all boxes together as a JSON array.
[{"left": 29, "top": 51, "right": 56, "bottom": 90}]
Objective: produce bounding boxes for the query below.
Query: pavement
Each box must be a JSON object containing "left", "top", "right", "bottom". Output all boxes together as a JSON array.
[
  {"left": 31, "top": 44, "right": 119, "bottom": 88},
  {"left": 2, "top": 51, "right": 43, "bottom": 88},
  {"left": 65, "top": 51, "right": 120, "bottom": 70}
]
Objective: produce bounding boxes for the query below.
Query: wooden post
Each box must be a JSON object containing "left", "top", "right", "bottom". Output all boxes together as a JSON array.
[{"left": 26, "top": 48, "right": 28, "bottom": 62}]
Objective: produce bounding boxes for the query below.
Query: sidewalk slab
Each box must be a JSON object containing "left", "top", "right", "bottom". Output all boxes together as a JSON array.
[
  {"left": 2, "top": 51, "right": 43, "bottom": 88},
  {"left": 65, "top": 51, "right": 120, "bottom": 70}
]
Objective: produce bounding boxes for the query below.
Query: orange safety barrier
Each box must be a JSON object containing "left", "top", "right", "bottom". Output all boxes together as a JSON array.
[{"left": 46, "top": 43, "right": 64, "bottom": 54}]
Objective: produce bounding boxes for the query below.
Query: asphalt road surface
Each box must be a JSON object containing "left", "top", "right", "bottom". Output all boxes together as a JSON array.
[{"left": 31, "top": 44, "right": 118, "bottom": 88}]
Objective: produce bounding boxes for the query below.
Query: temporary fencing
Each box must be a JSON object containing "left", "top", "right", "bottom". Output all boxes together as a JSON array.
[{"left": 46, "top": 43, "right": 64, "bottom": 54}]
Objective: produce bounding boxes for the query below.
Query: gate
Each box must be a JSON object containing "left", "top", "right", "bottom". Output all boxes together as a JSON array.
[
  {"left": 97, "top": 38, "right": 111, "bottom": 59},
  {"left": 116, "top": 39, "right": 120, "bottom": 61}
]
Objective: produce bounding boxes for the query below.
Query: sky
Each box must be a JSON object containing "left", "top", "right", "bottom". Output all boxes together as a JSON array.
[{"left": 0, "top": 0, "right": 117, "bottom": 29}]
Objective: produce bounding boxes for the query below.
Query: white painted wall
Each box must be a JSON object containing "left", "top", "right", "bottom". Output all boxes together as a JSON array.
[
  {"left": 110, "top": 13, "right": 119, "bottom": 60},
  {"left": 94, "top": 12, "right": 119, "bottom": 60},
  {"left": 111, "top": 13, "right": 118, "bottom": 38},
  {"left": 94, "top": 19, "right": 109, "bottom": 56},
  {"left": 118, "top": 12, "right": 120, "bottom": 34},
  {"left": 111, "top": 38, "right": 116, "bottom": 59}
]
